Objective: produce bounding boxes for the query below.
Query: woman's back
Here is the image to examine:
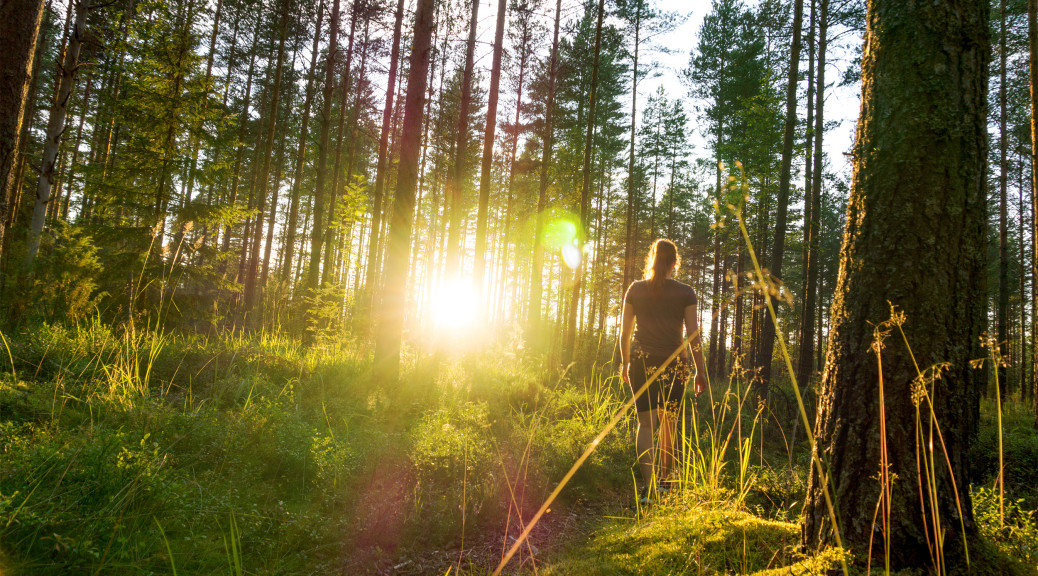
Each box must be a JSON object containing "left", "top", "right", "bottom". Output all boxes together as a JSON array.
[{"left": 624, "top": 278, "right": 697, "bottom": 357}]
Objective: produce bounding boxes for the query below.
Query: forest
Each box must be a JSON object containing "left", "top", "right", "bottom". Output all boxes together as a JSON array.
[{"left": 0, "top": 0, "right": 1035, "bottom": 573}]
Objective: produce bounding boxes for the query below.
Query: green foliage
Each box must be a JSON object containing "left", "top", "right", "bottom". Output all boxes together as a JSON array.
[
  {"left": 973, "top": 486, "right": 1038, "bottom": 569},
  {"left": 541, "top": 503, "right": 848, "bottom": 575}
]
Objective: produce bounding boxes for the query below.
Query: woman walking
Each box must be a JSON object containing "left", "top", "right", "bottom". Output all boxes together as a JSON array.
[{"left": 619, "top": 239, "right": 707, "bottom": 505}]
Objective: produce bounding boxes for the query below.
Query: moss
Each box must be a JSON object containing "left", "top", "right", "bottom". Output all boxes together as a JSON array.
[{"left": 542, "top": 502, "right": 845, "bottom": 575}]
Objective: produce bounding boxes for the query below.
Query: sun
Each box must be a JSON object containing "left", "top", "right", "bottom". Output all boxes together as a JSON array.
[{"left": 430, "top": 278, "right": 478, "bottom": 330}]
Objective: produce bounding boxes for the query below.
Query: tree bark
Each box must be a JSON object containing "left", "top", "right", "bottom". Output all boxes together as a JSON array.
[
  {"left": 1030, "top": 0, "right": 1038, "bottom": 426},
  {"left": 243, "top": 0, "right": 290, "bottom": 319},
  {"left": 562, "top": 0, "right": 606, "bottom": 365},
  {"left": 0, "top": 0, "right": 46, "bottom": 271},
  {"left": 753, "top": 0, "right": 803, "bottom": 398},
  {"left": 527, "top": 0, "right": 562, "bottom": 332},
  {"left": 473, "top": 0, "right": 508, "bottom": 303},
  {"left": 802, "top": 0, "right": 989, "bottom": 569},
  {"left": 306, "top": 0, "right": 342, "bottom": 293},
  {"left": 24, "top": 0, "right": 89, "bottom": 268},
  {"left": 358, "top": 0, "right": 404, "bottom": 325},
  {"left": 281, "top": 0, "right": 325, "bottom": 285},
  {"left": 373, "top": 0, "right": 435, "bottom": 384},
  {"left": 623, "top": 1, "right": 642, "bottom": 296},
  {"left": 998, "top": 0, "right": 1010, "bottom": 399},
  {"left": 444, "top": 0, "right": 479, "bottom": 278},
  {"left": 796, "top": 0, "right": 817, "bottom": 387},
  {"left": 800, "top": 0, "right": 827, "bottom": 389}
]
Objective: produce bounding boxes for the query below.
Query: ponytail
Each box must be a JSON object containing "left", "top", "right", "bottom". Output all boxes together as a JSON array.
[{"left": 643, "top": 239, "right": 679, "bottom": 288}]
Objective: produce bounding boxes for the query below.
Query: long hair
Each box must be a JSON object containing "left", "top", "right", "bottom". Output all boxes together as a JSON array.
[{"left": 643, "top": 239, "right": 680, "bottom": 288}]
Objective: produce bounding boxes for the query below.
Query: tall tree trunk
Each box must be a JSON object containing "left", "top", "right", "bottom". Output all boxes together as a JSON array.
[
  {"left": 444, "top": 0, "right": 479, "bottom": 278},
  {"left": 800, "top": 0, "right": 827, "bottom": 388},
  {"left": 562, "top": 0, "right": 606, "bottom": 365},
  {"left": 243, "top": 0, "right": 291, "bottom": 319},
  {"left": 0, "top": 0, "right": 46, "bottom": 272},
  {"left": 1030, "top": 0, "right": 1038, "bottom": 425},
  {"left": 624, "top": 1, "right": 641, "bottom": 295},
  {"left": 802, "top": 0, "right": 989, "bottom": 568},
  {"left": 796, "top": 0, "right": 818, "bottom": 386},
  {"left": 24, "top": 0, "right": 89, "bottom": 268},
  {"left": 527, "top": 0, "right": 562, "bottom": 332},
  {"left": 754, "top": 0, "right": 803, "bottom": 398},
  {"left": 708, "top": 154, "right": 723, "bottom": 376},
  {"left": 306, "top": 0, "right": 342, "bottom": 295},
  {"left": 183, "top": 0, "right": 223, "bottom": 207},
  {"left": 322, "top": 0, "right": 360, "bottom": 286},
  {"left": 998, "top": 0, "right": 1010, "bottom": 399},
  {"left": 499, "top": 6, "right": 532, "bottom": 322},
  {"left": 1019, "top": 161, "right": 1028, "bottom": 399},
  {"left": 359, "top": 0, "right": 404, "bottom": 324},
  {"left": 282, "top": 0, "right": 325, "bottom": 285},
  {"left": 61, "top": 70, "right": 93, "bottom": 219},
  {"left": 373, "top": 0, "right": 435, "bottom": 384},
  {"left": 473, "top": 0, "right": 508, "bottom": 302},
  {"left": 222, "top": 25, "right": 261, "bottom": 256}
]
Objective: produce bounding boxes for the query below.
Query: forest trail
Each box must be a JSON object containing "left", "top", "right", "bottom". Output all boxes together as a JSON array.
[{"left": 341, "top": 444, "right": 621, "bottom": 575}]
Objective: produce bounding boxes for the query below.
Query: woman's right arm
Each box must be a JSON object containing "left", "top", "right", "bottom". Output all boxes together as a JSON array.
[{"left": 619, "top": 299, "right": 635, "bottom": 383}]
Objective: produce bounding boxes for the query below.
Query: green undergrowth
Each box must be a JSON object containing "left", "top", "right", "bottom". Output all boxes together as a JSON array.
[
  {"left": 540, "top": 497, "right": 848, "bottom": 575},
  {"left": 0, "top": 322, "right": 1035, "bottom": 575},
  {"left": 0, "top": 322, "right": 636, "bottom": 574}
]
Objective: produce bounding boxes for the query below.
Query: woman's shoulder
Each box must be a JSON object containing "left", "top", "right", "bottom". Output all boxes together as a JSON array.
[{"left": 666, "top": 278, "right": 694, "bottom": 291}]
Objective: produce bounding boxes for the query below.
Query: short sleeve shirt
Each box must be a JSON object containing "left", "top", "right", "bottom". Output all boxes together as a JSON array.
[{"left": 624, "top": 278, "right": 698, "bottom": 357}]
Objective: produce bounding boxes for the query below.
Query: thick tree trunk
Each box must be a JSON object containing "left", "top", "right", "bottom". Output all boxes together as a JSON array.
[
  {"left": 373, "top": 0, "right": 435, "bottom": 384},
  {"left": 24, "top": 0, "right": 89, "bottom": 268},
  {"left": 802, "top": 1, "right": 989, "bottom": 570},
  {"left": 527, "top": 0, "right": 562, "bottom": 332},
  {"left": 754, "top": 0, "right": 803, "bottom": 398},
  {"left": 562, "top": 0, "right": 606, "bottom": 365},
  {"left": 0, "top": 0, "right": 46, "bottom": 270},
  {"left": 473, "top": 0, "right": 508, "bottom": 302}
]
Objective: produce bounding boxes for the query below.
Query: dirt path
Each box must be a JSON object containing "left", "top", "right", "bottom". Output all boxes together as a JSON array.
[{"left": 339, "top": 451, "right": 631, "bottom": 575}]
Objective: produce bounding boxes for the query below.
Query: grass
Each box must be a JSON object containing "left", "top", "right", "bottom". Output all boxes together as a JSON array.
[{"left": 0, "top": 318, "right": 1035, "bottom": 575}]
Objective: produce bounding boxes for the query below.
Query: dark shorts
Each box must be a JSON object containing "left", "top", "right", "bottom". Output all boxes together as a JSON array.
[{"left": 628, "top": 350, "right": 689, "bottom": 413}]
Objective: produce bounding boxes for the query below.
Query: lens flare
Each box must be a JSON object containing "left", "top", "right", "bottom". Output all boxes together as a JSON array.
[
  {"left": 544, "top": 218, "right": 578, "bottom": 249},
  {"left": 561, "top": 243, "right": 582, "bottom": 269}
]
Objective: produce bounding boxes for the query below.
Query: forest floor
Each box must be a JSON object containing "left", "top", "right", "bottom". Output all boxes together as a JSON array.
[{"left": 0, "top": 323, "right": 1036, "bottom": 575}]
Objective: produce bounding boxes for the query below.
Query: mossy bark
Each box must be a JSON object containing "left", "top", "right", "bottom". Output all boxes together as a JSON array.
[{"left": 802, "top": 0, "right": 990, "bottom": 570}]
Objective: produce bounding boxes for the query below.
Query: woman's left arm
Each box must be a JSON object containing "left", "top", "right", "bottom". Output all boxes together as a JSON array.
[{"left": 684, "top": 304, "right": 708, "bottom": 396}]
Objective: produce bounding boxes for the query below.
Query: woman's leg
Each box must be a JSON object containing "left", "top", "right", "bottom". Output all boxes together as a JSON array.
[{"left": 636, "top": 409, "right": 658, "bottom": 488}]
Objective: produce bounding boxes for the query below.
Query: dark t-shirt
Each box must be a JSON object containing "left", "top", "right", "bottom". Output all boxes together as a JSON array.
[{"left": 624, "top": 278, "right": 698, "bottom": 357}]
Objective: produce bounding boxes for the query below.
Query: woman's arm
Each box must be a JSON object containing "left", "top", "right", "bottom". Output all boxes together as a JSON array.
[
  {"left": 619, "top": 300, "right": 635, "bottom": 383},
  {"left": 684, "top": 304, "right": 708, "bottom": 396}
]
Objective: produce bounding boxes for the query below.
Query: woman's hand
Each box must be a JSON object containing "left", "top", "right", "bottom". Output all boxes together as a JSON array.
[
  {"left": 621, "top": 363, "right": 630, "bottom": 384},
  {"left": 693, "top": 372, "right": 707, "bottom": 397}
]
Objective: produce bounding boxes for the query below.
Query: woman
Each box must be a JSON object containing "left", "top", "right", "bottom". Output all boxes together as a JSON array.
[{"left": 619, "top": 239, "right": 707, "bottom": 505}]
